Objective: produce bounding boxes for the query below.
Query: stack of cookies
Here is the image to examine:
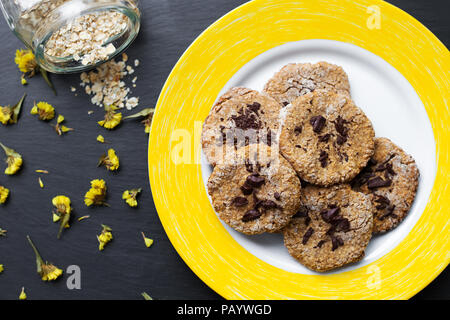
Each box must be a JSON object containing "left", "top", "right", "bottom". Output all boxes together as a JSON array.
[{"left": 202, "top": 62, "right": 419, "bottom": 272}]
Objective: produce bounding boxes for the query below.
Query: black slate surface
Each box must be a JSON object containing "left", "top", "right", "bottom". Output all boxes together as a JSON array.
[{"left": 0, "top": 0, "right": 448, "bottom": 300}]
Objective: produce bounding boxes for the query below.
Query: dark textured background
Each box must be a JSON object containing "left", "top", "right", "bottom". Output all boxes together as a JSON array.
[{"left": 0, "top": 0, "right": 448, "bottom": 300}]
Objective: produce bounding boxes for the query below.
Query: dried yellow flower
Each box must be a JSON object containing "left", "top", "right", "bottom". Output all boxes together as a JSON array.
[
  {"left": 98, "top": 148, "right": 120, "bottom": 171},
  {"left": 35, "top": 169, "right": 49, "bottom": 174},
  {"left": 15, "top": 49, "right": 56, "bottom": 95},
  {"left": 31, "top": 102, "right": 55, "bottom": 121},
  {"left": 98, "top": 105, "right": 122, "bottom": 129},
  {"left": 0, "top": 186, "right": 9, "bottom": 204},
  {"left": 38, "top": 177, "right": 44, "bottom": 188},
  {"left": 122, "top": 188, "right": 142, "bottom": 207},
  {"left": 0, "top": 142, "right": 23, "bottom": 175},
  {"left": 141, "top": 232, "right": 153, "bottom": 248},
  {"left": 52, "top": 195, "right": 72, "bottom": 239},
  {"left": 0, "top": 94, "right": 26, "bottom": 125},
  {"left": 53, "top": 114, "right": 73, "bottom": 135},
  {"left": 0, "top": 264, "right": 3, "bottom": 273},
  {"left": 78, "top": 215, "right": 90, "bottom": 221},
  {"left": 15, "top": 49, "right": 37, "bottom": 75},
  {"left": 97, "top": 135, "right": 105, "bottom": 143},
  {"left": 84, "top": 179, "right": 108, "bottom": 207},
  {"left": 26, "top": 235, "right": 63, "bottom": 281},
  {"left": 19, "top": 287, "right": 27, "bottom": 300},
  {"left": 124, "top": 108, "right": 155, "bottom": 134},
  {"left": 97, "top": 224, "right": 113, "bottom": 251}
]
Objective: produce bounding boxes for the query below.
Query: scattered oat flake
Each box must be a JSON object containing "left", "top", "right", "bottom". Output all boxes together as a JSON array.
[
  {"left": 70, "top": 86, "right": 76, "bottom": 92},
  {"left": 79, "top": 56, "right": 139, "bottom": 109},
  {"left": 134, "top": 59, "right": 140, "bottom": 67},
  {"left": 88, "top": 110, "right": 94, "bottom": 115}
]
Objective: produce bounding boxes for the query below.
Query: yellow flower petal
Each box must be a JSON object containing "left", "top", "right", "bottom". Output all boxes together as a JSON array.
[
  {"left": 97, "top": 135, "right": 105, "bottom": 143},
  {"left": 0, "top": 186, "right": 9, "bottom": 204},
  {"left": 31, "top": 102, "right": 55, "bottom": 121},
  {"left": 19, "top": 287, "right": 27, "bottom": 300},
  {"left": 53, "top": 213, "right": 60, "bottom": 222},
  {"left": 98, "top": 225, "right": 113, "bottom": 251},
  {"left": 142, "top": 232, "right": 153, "bottom": 248}
]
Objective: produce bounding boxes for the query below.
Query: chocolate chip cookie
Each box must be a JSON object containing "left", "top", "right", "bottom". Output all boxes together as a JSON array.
[
  {"left": 201, "top": 87, "right": 282, "bottom": 166},
  {"left": 263, "top": 62, "right": 351, "bottom": 106},
  {"left": 279, "top": 89, "right": 375, "bottom": 186},
  {"left": 351, "top": 137, "right": 419, "bottom": 233},
  {"left": 207, "top": 144, "right": 301, "bottom": 235},
  {"left": 283, "top": 184, "right": 373, "bottom": 272}
]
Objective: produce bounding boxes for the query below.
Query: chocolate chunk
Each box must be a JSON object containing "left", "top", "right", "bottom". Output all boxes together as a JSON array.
[
  {"left": 315, "top": 240, "right": 326, "bottom": 248},
  {"left": 274, "top": 192, "right": 281, "bottom": 200},
  {"left": 242, "top": 209, "right": 262, "bottom": 222},
  {"left": 302, "top": 227, "right": 314, "bottom": 245},
  {"left": 282, "top": 101, "right": 289, "bottom": 107},
  {"left": 331, "top": 235, "right": 344, "bottom": 251},
  {"left": 310, "top": 115, "right": 326, "bottom": 133},
  {"left": 247, "top": 102, "right": 261, "bottom": 114},
  {"left": 386, "top": 163, "right": 396, "bottom": 176},
  {"left": 374, "top": 194, "right": 390, "bottom": 206},
  {"left": 321, "top": 207, "right": 340, "bottom": 223},
  {"left": 334, "top": 218, "right": 350, "bottom": 232},
  {"left": 240, "top": 184, "right": 253, "bottom": 195},
  {"left": 294, "top": 126, "right": 302, "bottom": 135},
  {"left": 231, "top": 108, "right": 261, "bottom": 130},
  {"left": 333, "top": 116, "right": 348, "bottom": 137},
  {"left": 293, "top": 206, "right": 308, "bottom": 218},
  {"left": 245, "top": 173, "right": 265, "bottom": 188},
  {"left": 319, "top": 151, "right": 328, "bottom": 168},
  {"left": 266, "top": 130, "right": 273, "bottom": 146},
  {"left": 379, "top": 205, "right": 397, "bottom": 220},
  {"left": 336, "top": 134, "right": 347, "bottom": 145},
  {"left": 304, "top": 217, "right": 311, "bottom": 226},
  {"left": 231, "top": 196, "right": 249, "bottom": 207},
  {"left": 318, "top": 133, "right": 331, "bottom": 142},
  {"left": 367, "top": 176, "right": 392, "bottom": 189},
  {"left": 351, "top": 171, "right": 375, "bottom": 188},
  {"left": 259, "top": 200, "right": 279, "bottom": 210}
]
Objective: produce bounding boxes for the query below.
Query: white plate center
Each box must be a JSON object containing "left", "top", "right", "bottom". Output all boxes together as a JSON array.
[{"left": 201, "top": 40, "right": 436, "bottom": 275}]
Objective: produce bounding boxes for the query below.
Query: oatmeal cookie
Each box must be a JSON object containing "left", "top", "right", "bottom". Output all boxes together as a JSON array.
[
  {"left": 201, "top": 87, "right": 282, "bottom": 166},
  {"left": 279, "top": 89, "right": 375, "bottom": 186},
  {"left": 283, "top": 184, "right": 373, "bottom": 272},
  {"left": 351, "top": 137, "right": 419, "bottom": 233},
  {"left": 263, "top": 62, "right": 351, "bottom": 106},
  {"left": 207, "top": 144, "right": 301, "bottom": 235}
]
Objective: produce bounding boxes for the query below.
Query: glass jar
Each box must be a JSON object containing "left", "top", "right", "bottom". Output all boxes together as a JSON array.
[{"left": 0, "top": 0, "right": 140, "bottom": 73}]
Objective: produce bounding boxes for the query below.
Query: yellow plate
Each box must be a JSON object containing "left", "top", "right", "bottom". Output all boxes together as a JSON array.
[{"left": 149, "top": 0, "right": 450, "bottom": 299}]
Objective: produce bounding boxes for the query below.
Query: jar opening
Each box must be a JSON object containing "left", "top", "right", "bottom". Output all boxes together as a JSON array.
[{"left": 31, "top": 1, "right": 140, "bottom": 73}]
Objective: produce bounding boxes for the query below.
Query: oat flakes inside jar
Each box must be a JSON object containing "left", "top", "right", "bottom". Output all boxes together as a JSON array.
[{"left": 0, "top": 0, "right": 140, "bottom": 73}]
